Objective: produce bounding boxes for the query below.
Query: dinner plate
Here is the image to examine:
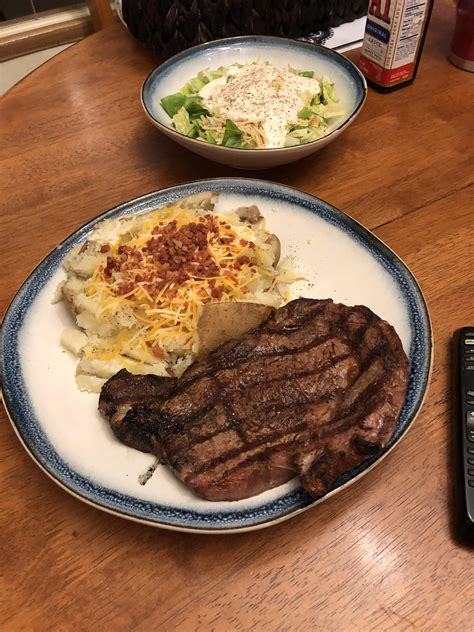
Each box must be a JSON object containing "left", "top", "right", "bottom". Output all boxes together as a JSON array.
[{"left": 0, "top": 179, "right": 432, "bottom": 533}]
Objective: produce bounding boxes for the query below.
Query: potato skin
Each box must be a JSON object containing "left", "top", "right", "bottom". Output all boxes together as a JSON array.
[{"left": 196, "top": 302, "right": 273, "bottom": 358}]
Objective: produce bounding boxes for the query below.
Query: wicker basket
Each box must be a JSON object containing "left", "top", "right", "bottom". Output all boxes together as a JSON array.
[{"left": 121, "top": 0, "right": 368, "bottom": 61}]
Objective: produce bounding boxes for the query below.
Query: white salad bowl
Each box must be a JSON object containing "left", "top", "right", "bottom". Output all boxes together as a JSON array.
[{"left": 141, "top": 36, "right": 367, "bottom": 170}]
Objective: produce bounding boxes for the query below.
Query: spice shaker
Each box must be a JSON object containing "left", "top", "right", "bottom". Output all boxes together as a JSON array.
[{"left": 448, "top": 0, "right": 474, "bottom": 72}]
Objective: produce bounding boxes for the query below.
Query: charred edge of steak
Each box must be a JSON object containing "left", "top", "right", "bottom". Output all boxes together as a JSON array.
[
  {"left": 99, "top": 370, "right": 178, "bottom": 415},
  {"left": 99, "top": 298, "right": 409, "bottom": 501},
  {"left": 99, "top": 370, "right": 179, "bottom": 453}
]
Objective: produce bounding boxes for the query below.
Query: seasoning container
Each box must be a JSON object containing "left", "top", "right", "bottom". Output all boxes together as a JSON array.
[
  {"left": 358, "top": 0, "right": 435, "bottom": 92},
  {"left": 448, "top": 0, "right": 474, "bottom": 72}
]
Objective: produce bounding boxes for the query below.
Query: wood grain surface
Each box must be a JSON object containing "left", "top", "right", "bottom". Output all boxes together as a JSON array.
[{"left": 1, "top": 1, "right": 473, "bottom": 630}]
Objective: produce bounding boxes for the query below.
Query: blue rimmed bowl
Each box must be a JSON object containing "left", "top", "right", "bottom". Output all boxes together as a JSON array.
[
  {"left": 0, "top": 178, "right": 432, "bottom": 533},
  {"left": 141, "top": 36, "right": 367, "bottom": 170}
]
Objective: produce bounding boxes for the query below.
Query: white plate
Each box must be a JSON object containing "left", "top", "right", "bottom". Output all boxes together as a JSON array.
[{"left": 0, "top": 179, "right": 432, "bottom": 532}]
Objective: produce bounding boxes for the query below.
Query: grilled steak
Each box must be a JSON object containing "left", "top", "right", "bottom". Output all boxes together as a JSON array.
[{"left": 99, "top": 298, "right": 409, "bottom": 501}]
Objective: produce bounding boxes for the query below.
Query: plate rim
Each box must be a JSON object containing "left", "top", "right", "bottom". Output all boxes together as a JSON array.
[{"left": 0, "top": 177, "right": 433, "bottom": 533}]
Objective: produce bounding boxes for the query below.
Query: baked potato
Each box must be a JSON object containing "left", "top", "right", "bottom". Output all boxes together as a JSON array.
[{"left": 196, "top": 302, "right": 273, "bottom": 358}]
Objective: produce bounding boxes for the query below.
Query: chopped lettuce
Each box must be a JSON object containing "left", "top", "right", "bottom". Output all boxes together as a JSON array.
[
  {"left": 222, "top": 119, "right": 244, "bottom": 147},
  {"left": 161, "top": 93, "right": 208, "bottom": 119},
  {"left": 309, "top": 102, "right": 327, "bottom": 116},
  {"left": 298, "top": 70, "right": 315, "bottom": 78},
  {"left": 283, "top": 134, "right": 300, "bottom": 147},
  {"left": 323, "top": 106, "right": 345, "bottom": 119},
  {"left": 287, "top": 126, "right": 325, "bottom": 143},
  {"left": 297, "top": 106, "right": 313, "bottom": 120},
  {"left": 188, "top": 76, "right": 206, "bottom": 93},
  {"left": 161, "top": 92, "right": 187, "bottom": 118},
  {"left": 172, "top": 107, "right": 194, "bottom": 136},
  {"left": 183, "top": 96, "right": 209, "bottom": 120},
  {"left": 198, "top": 67, "right": 226, "bottom": 83},
  {"left": 321, "top": 75, "right": 338, "bottom": 104},
  {"left": 204, "top": 129, "right": 217, "bottom": 144},
  {"left": 180, "top": 67, "right": 226, "bottom": 95},
  {"left": 299, "top": 90, "right": 314, "bottom": 107}
]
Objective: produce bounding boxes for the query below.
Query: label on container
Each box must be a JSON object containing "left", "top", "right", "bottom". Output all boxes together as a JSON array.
[{"left": 359, "top": 0, "right": 431, "bottom": 87}]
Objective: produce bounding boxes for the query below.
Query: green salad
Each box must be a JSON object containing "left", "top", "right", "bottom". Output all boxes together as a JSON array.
[{"left": 159, "top": 61, "right": 344, "bottom": 149}]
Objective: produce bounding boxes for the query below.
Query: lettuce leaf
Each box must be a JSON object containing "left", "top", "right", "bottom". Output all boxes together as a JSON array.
[
  {"left": 222, "top": 119, "right": 244, "bottom": 147},
  {"left": 172, "top": 107, "right": 194, "bottom": 136},
  {"left": 183, "top": 95, "right": 209, "bottom": 120},
  {"left": 323, "top": 106, "right": 345, "bottom": 119},
  {"left": 161, "top": 93, "right": 186, "bottom": 117},
  {"left": 321, "top": 75, "right": 338, "bottom": 104},
  {"left": 198, "top": 66, "right": 226, "bottom": 83},
  {"left": 204, "top": 129, "right": 217, "bottom": 144},
  {"left": 287, "top": 126, "right": 325, "bottom": 143},
  {"left": 297, "top": 106, "right": 313, "bottom": 120},
  {"left": 283, "top": 134, "right": 300, "bottom": 147},
  {"left": 188, "top": 76, "right": 206, "bottom": 93}
]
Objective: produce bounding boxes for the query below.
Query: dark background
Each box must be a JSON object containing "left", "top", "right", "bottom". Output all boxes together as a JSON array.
[{"left": 0, "top": 0, "right": 81, "bottom": 21}]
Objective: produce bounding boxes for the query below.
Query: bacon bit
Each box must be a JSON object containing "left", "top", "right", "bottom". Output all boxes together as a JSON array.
[
  {"left": 117, "top": 282, "right": 135, "bottom": 295},
  {"left": 236, "top": 255, "right": 250, "bottom": 266},
  {"left": 165, "top": 367, "right": 175, "bottom": 376},
  {"left": 100, "top": 244, "right": 111, "bottom": 253},
  {"left": 211, "top": 286, "right": 223, "bottom": 299},
  {"left": 151, "top": 344, "right": 164, "bottom": 358},
  {"left": 97, "top": 213, "right": 263, "bottom": 302}
]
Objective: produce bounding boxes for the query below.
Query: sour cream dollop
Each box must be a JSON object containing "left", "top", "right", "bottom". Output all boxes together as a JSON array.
[{"left": 199, "top": 63, "right": 320, "bottom": 148}]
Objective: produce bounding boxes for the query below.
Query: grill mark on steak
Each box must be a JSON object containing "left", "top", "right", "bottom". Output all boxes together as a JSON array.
[
  {"left": 179, "top": 358, "right": 388, "bottom": 485},
  {"left": 161, "top": 403, "right": 230, "bottom": 452},
  {"left": 165, "top": 400, "right": 309, "bottom": 470},
  {"left": 228, "top": 357, "right": 358, "bottom": 428},
  {"left": 145, "top": 340, "right": 355, "bottom": 442},
  {"left": 214, "top": 337, "right": 352, "bottom": 392},
  {"left": 175, "top": 412, "right": 310, "bottom": 480},
  {"left": 99, "top": 298, "right": 409, "bottom": 501},
  {"left": 186, "top": 431, "right": 308, "bottom": 487},
  {"left": 156, "top": 355, "right": 357, "bottom": 475}
]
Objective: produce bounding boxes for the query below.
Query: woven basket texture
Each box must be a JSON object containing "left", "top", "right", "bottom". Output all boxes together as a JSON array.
[{"left": 122, "top": 0, "right": 368, "bottom": 60}]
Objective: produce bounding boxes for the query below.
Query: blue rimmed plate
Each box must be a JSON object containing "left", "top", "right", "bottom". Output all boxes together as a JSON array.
[{"left": 0, "top": 179, "right": 432, "bottom": 533}]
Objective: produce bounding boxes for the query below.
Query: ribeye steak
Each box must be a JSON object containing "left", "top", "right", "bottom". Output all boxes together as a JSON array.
[{"left": 99, "top": 298, "right": 409, "bottom": 501}]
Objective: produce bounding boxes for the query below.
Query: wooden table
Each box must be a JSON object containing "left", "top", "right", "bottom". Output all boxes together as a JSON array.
[{"left": 1, "top": 1, "right": 473, "bottom": 629}]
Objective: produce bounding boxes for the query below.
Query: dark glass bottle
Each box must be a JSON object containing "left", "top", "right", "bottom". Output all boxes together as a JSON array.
[{"left": 358, "top": 0, "right": 435, "bottom": 92}]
